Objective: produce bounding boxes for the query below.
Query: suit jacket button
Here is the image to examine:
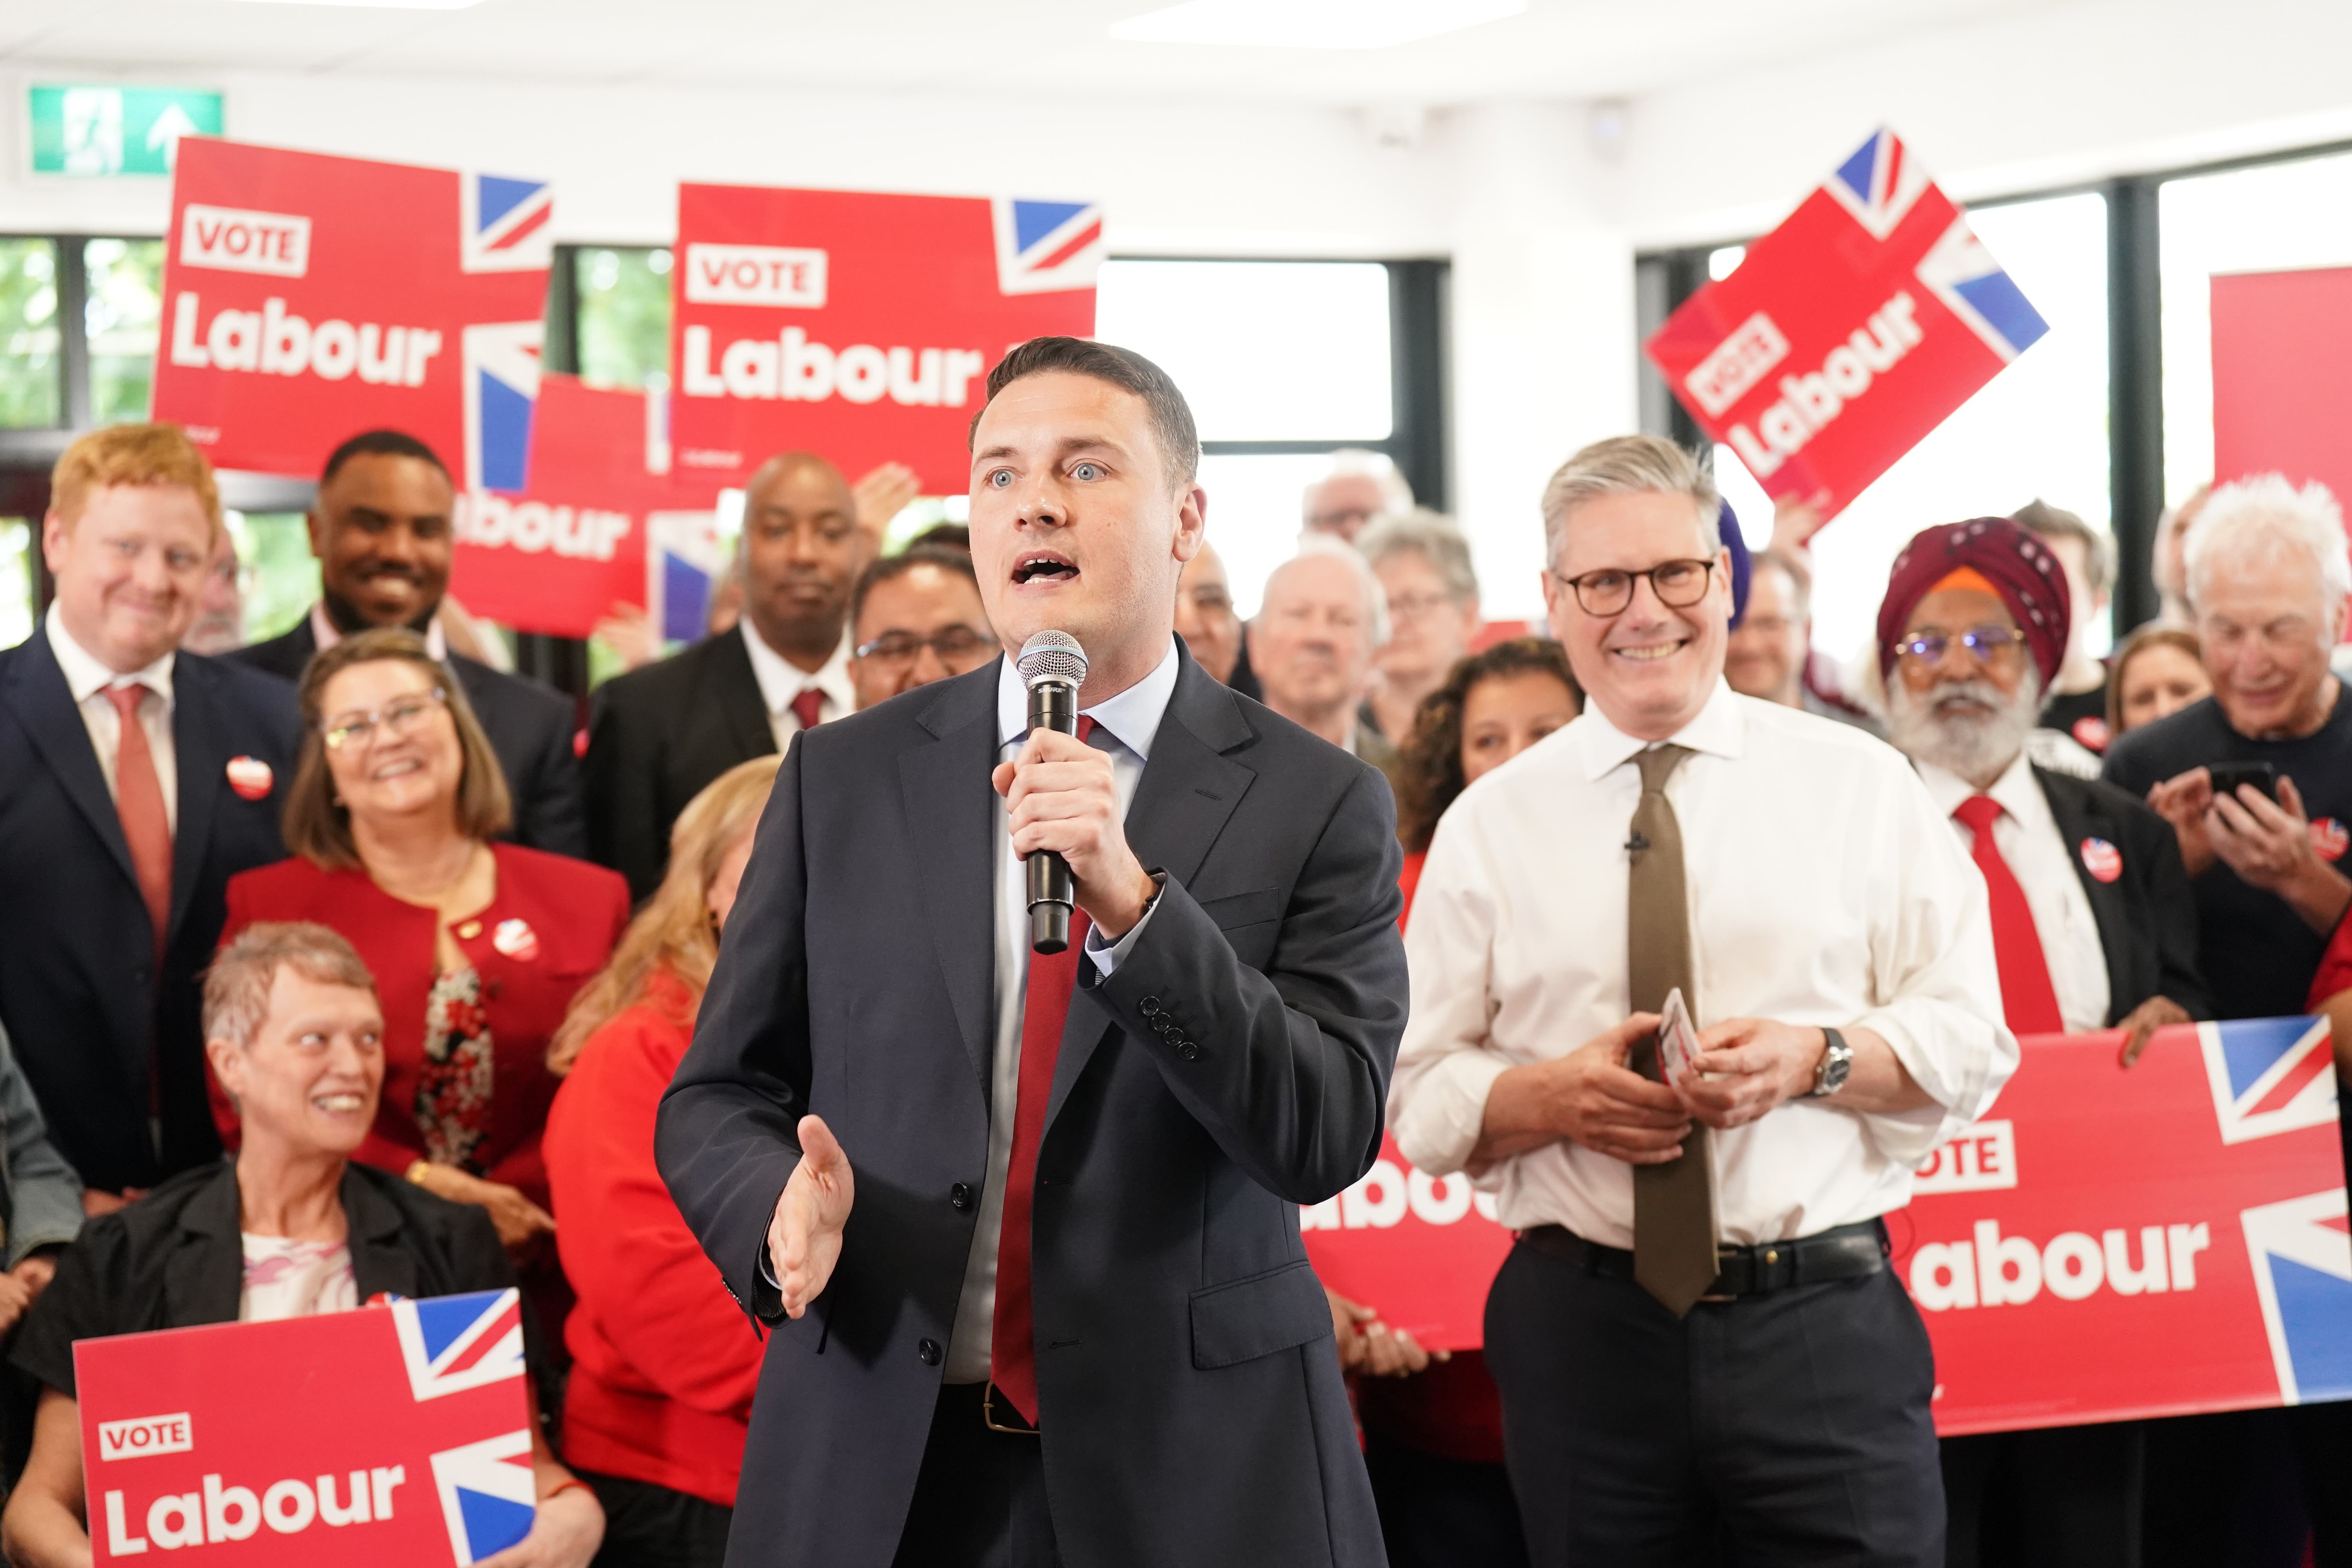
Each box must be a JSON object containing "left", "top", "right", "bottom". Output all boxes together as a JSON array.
[
  {"left": 1179, "top": 1042, "right": 1201, "bottom": 1061},
  {"left": 951, "top": 1183, "right": 973, "bottom": 1211},
  {"left": 918, "top": 1338, "right": 942, "bottom": 1366},
  {"left": 1141, "top": 996, "right": 1165, "bottom": 1017}
]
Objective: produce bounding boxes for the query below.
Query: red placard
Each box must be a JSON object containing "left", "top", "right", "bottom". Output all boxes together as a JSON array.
[
  {"left": 78, "top": 1290, "right": 534, "bottom": 1565},
  {"left": 1303, "top": 1132, "right": 1511, "bottom": 1352},
  {"left": 152, "top": 138, "right": 550, "bottom": 490},
  {"left": 1644, "top": 128, "right": 2049, "bottom": 524},
  {"left": 668, "top": 184, "right": 1099, "bottom": 493},
  {"left": 2212, "top": 266, "right": 2352, "bottom": 542},
  {"left": 450, "top": 374, "right": 719, "bottom": 640}
]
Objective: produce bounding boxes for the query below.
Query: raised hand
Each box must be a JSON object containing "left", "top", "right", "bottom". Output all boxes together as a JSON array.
[{"left": 767, "top": 1114, "right": 855, "bottom": 1319}]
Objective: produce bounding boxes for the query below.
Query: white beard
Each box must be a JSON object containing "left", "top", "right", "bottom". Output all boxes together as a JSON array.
[{"left": 1887, "top": 668, "right": 2042, "bottom": 787}]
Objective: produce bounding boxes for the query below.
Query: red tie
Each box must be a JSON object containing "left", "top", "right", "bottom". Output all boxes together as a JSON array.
[
  {"left": 1953, "top": 794, "right": 2064, "bottom": 1036},
  {"left": 104, "top": 684, "right": 174, "bottom": 968},
  {"left": 990, "top": 715, "right": 1094, "bottom": 1426},
  {"left": 787, "top": 688, "right": 826, "bottom": 733}
]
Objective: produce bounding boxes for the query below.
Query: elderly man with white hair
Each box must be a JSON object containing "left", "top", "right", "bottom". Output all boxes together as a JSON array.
[
  {"left": 1301, "top": 449, "right": 1414, "bottom": 545},
  {"left": 1253, "top": 534, "right": 1397, "bottom": 769}
]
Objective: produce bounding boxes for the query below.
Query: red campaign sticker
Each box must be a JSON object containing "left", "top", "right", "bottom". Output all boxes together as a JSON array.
[
  {"left": 2079, "top": 837, "right": 2123, "bottom": 884},
  {"left": 490, "top": 918, "right": 539, "bottom": 962},
  {"left": 224, "top": 755, "right": 274, "bottom": 800},
  {"left": 2312, "top": 818, "right": 2349, "bottom": 863},
  {"left": 2072, "top": 715, "right": 2111, "bottom": 753}
]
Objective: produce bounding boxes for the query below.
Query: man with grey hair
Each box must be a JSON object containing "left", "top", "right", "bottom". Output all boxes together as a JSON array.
[
  {"left": 1302, "top": 448, "right": 1414, "bottom": 544},
  {"left": 1359, "top": 510, "right": 1480, "bottom": 744},
  {"left": 1254, "top": 534, "right": 1396, "bottom": 769},
  {"left": 1393, "top": 433, "right": 2011, "bottom": 1565}
]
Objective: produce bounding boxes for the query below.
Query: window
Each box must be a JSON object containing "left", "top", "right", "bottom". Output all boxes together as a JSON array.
[
  {"left": 232, "top": 511, "right": 320, "bottom": 645},
  {"left": 0, "top": 240, "right": 62, "bottom": 428},
  {"left": 0, "top": 519, "right": 32, "bottom": 650},
  {"left": 85, "top": 238, "right": 163, "bottom": 425},
  {"left": 574, "top": 246, "right": 674, "bottom": 391}
]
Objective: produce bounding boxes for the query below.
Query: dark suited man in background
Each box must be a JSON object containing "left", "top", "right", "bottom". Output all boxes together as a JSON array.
[
  {"left": 0, "top": 425, "right": 298, "bottom": 1201},
  {"left": 232, "top": 430, "right": 584, "bottom": 857},
  {"left": 1877, "top": 517, "right": 2209, "bottom": 1568},
  {"left": 848, "top": 544, "right": 999, "bottom": 712},
  {"left": 587, "top": 452, "right": 862, "bottom": 900},
  {"left": 658, "top": 337, "right": 1405, "bottom": 1568}
]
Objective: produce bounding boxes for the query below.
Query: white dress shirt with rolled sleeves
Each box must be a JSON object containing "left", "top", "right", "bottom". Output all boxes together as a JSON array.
[{"left": 1390, "top": 682, "right": 2017, "bottom": 1249}]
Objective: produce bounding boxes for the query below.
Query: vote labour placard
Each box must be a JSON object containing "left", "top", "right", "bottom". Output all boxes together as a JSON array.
[
  {"left": 1644, "top": 127, "right": 2049, "bottom": 522},
  {"left": 78, "top": 1289, "right": 535, "bottom": 1566},
  {"left": 152, "top": 137, "right": 550, "bottom": 488},
  {"left": 450, "top": 373, "right": 718, "bottom": 641},
  {"left": 669, "top": 183, "right": 1100, "bottom": 493},
  {"left": 1301, "top": 1132, "right": 1512, "bottom": 1353}
]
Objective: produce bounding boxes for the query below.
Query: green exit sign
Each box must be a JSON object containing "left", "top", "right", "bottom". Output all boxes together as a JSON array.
[{"left": 28, "top": 85, "right": 223, "bottom": 178}]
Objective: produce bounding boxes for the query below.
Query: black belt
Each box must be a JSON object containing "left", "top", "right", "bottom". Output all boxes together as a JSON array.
[{"left": 1519, "top": 1218, "right": 1888, "bottom": 1301}]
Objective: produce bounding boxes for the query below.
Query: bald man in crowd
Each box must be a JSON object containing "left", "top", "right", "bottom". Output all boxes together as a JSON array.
[
  {"left": 1254, "top": 537, "right": 1395, "bottom": 771},
  {"left": 1302, "top": 449, "right": 1414, "bottom": 545},
  {"left": 586, "top": 451, "right": 864, "bottom": 898}
]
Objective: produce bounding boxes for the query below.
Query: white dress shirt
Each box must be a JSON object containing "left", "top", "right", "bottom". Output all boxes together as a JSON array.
[
  {"left": 46, "top": 604, "right": 180, "bottom": 832},
  {"left": 1391, "top": 682, "right": 2016, "bottom": 1249},
  {"left": 942, "top": 639, "right": 1181, "bottom": 1384},
  {"left": 1916, "top": 753, "right": 2112, "bottom": 1034},
  {"left": 742, "top": 621, "right": 855, "bottom": 747}
]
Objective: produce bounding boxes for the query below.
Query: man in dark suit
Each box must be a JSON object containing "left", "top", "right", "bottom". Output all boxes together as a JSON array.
[
  {"left": 657, "top": 338, "right": 1405, "bottom": 1568},
  {"left": 586, "top": 453, "right": 862, "bottom": 900},
  {"left": 0, "top": 425, "right": 299, "bottom": 1200},
  {"left": 1878, "top": 516, "right": 2209, "bottom": 1568},
  {"left": 232, "top": 430, "right": 585, "bottom": 858}
]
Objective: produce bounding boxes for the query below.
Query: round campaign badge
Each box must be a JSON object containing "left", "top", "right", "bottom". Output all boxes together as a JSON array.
[
  {"left": 491, "top": 918, "right": 541, "bottom": 962},
  {"left": 2079, "top": 837, "right": 2123, "bottom": 884},
  {"left": 224, "top": 755, "right": 274, "bottom": 800},
  {"left": 2071, "top": 716, "right": 2111, "bottom": 753},
  {"left": 2312, "top": 818, "right": 2350, "bottom": 863}
]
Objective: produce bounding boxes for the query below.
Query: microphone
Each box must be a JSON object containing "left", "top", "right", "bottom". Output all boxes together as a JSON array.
[{"left": 1016, "top": 630, "right": 1090, "bottom": 955}]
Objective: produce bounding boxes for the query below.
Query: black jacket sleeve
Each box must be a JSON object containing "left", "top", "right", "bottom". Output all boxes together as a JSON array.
[
  {"left": 512, "top": 697, "right": 588, "bottom": 860},
  {"left": 2132, "top": 804, "right": 2214, "bottom": 1021},
  {"left": 11, "top": 1213, "right": 130, "bottom": 1397},
  {"left": 585, "top": 678, "right": 668, "bottom": 900}
]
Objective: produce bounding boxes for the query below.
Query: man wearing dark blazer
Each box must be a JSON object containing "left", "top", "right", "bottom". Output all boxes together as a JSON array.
[
  {"left": 232, "top": 430, "right": 585, "bottom": 858},
  {"left": 658, "top": 339, "right": 1405, "bottom": 1568},
  {"left": 0, "top": 425, "right": 299, "bottom": 1199},
  {"left": 1879, "top": 518, "right": 2209, "bottom": 1568}
]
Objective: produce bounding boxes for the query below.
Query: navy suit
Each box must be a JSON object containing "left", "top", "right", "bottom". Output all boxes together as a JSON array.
[
  {"left": 0, "top": 632, "right": 299, "bottom": 1193},
  {"left": 657, "top": 647, "right": 1404, "bottom": 1568}
]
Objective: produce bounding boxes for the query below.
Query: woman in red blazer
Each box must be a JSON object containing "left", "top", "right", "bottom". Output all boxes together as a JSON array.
[
  {"left": 543, "top": 757, "right": 780, "bottom": 1566},
  {"left": 217, "top": 630, "right": 628, "bottom": 1311}
]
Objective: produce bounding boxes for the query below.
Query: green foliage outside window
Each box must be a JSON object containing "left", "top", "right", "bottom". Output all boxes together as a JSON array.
[
  {"left": 0, "top": 241, "right": 62, "bottom": 428},
  {"left": 576, "top": 247, "right": 673, "bottom": 391},
  {"left": 86, "top": 238, "right": 163, "bottom": 426}
]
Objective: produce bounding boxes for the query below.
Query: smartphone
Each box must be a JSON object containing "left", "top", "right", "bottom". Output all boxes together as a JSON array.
[{"left": 2207, "top": 761, "right": 2280, "bottom": 802}]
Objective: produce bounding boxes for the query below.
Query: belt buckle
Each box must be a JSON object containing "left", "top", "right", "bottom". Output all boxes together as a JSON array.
[{"left": 981, "top": 1384, "right": 1040, "bottom": 1436}]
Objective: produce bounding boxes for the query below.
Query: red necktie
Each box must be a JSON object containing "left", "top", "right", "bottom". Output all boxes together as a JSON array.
[
  {"left": 104, "top": 684, "right": 174, "bottom": 968},
  {"left": 1953, "top": 794, "right": 2064, "bottom": 1036},
  {"left": 787, "top": 688, "right": 826, "bottom": 733},
  {"left": 990, "top": 715, "right": 1094, "bottom": 1425}
]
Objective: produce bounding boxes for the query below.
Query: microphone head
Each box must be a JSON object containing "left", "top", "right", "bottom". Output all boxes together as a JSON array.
[{"left": 1016, "top": 630, "right": 1089, "bottom": 690}]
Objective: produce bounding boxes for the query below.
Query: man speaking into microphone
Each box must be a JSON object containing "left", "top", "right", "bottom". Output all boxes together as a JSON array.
[{"left": 657, "top": 336, "right": 1406, "bottom": 1568}]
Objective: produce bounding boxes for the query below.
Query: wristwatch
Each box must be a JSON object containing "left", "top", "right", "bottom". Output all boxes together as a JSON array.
[{"left": 1809, "top": 1027, "right": 1853, "bottom": 1099}]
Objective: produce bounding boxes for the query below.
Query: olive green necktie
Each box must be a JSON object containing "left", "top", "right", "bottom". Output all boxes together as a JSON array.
[{"left": 1627, "top": 744, "right": 1719, "bottom": 1316}]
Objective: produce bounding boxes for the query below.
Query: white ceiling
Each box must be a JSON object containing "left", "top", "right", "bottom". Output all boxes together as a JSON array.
[{"left": 0, "top": 0, "right": 2094, "bottom": 106}]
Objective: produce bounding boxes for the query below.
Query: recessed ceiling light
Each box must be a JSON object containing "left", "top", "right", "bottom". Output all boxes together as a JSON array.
[
  {"left": 218, "top": 0, "right": 485, "bottom": 9},
  {"left": 1111, "top": 0, "right": 1524, "bottom": 50}
]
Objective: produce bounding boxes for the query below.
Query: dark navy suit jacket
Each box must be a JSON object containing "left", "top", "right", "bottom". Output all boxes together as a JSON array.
[
  {"left": 0, "top": 630, "right": 299, "bottom": 1192},
  {"left": 657, "top": 646, "right": 1405, "bottom": 1568}
]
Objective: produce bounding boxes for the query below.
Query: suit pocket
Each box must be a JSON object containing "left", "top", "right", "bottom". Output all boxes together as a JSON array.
[
  {"left": 1197, "top": 885, "right": 1286, "bottom": 933},
  {"left": 1189, "top": 1258, "right": 1332, "bottom": 1370}
]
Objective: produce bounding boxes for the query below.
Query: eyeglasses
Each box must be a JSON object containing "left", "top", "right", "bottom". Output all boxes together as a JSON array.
[
  {"left": 1552, "top": 557, "right": 1718, "bottom": 617},
  {"left": 854, "top": 626, "right": 999, "bottom": 670},
  {"left": 322, "top": 687, "right": 448, "bottom": 751},
  {"left": 1388, "top": 590, "right": 1461, "bottom": 621},
  {"left": 1893, "top": 626, "right": 2027, "bottom": 669}
]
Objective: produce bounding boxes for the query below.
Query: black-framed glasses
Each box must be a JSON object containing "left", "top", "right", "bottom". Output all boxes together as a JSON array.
[
  {"left": 321, "top": 686, "right": 448, "bottom": 751},
  {"left": 1552, "top": 556, "right": 1718, "bottom": 617},
  {"left": 854, "top": 626, "right": 999, "bottom": 669},
  {"left": 1893, "top": 626, "right": 2027, "bottom": 670}
]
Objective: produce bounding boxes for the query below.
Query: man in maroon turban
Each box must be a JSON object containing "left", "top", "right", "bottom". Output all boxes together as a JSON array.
[{"left": 1877, "top": 514, "right": 2209, "bottom": 1568}]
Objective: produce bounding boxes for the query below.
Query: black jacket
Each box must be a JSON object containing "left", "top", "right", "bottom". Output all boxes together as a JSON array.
[
  {"left": 584, "top": 627, "right": 775, "bottom": 902},
  {"left": 12, "top": 1159, "right": 518, "bottom": 1397},
  {"left": 0, "top": 634, "right": 298, "bottom": 1192},
  {"left": 232, "top": 614, "right": 586, "bottom": 859},
  {"left": 2033, "top": 765, "right": 2213, "bottom": 1023},
  {"left": 657, "top": 646, "right": 1404, "bottom": 1568}
]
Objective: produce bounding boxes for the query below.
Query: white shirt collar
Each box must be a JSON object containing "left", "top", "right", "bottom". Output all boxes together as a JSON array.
[
  {"left": 1571, "top": 678, "right": 1748, "bottom": 782},
  {"left": 46, "top": 602, "right": 176, "bottom": 706},
  {"left": 1915, "top": 748, "right": 2042, "bottom": 824},
  {"left": 741, "top": 620, "right": 856, "bottom": 721},
  {"left": 996, "top": 635, "right": 1183, "bottom": 760},
  {"left": 311, "top": 601, "right": 447, "bottom": 661}
]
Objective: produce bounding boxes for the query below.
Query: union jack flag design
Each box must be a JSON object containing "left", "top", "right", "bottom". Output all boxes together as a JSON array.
[
  {"left": 461, "top": 321, "right": 543, "bottom": 493},
  {"left": 1823, "top": 127, "right": 1932, "bottom": 241},
  {"left": 2242, "top": 1189, "right": 2352, "bottom": 1406},
  {"left": 462, "top": 173, "right": 555, "bottom": 274},
  {"left": 392, "top": 1288, "right": 526, "bottom": 1403},
  {"left": 2200, "top": 1015, "right": 2339, "bottom": 1145},
  {"left": 430, "top": 1428, "right": 537, "bottom": 1565},
  {"left": 992, "top": 198, "right": 1105, "bottom": 296},
  {"left": 1915, "top": 215, "right": 2050, "bottom": 364}
]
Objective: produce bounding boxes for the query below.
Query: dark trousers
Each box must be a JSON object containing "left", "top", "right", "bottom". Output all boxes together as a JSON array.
[
  {"left": 1940, "top": 1423, "right": 2142, "bottom": 1568},
  {"left": 579, "top": 1469, "right": 733, "bottom": 1568},
  {"left": 890, "top": 1382, "right": 1062, "bottom": 1568},
  {"left": 1364, "top": 1431, "right": 1531, "bottom": 1568},
  {"left": 1485, "top": 1236, "right": 1944, "bottom": 1567}
]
